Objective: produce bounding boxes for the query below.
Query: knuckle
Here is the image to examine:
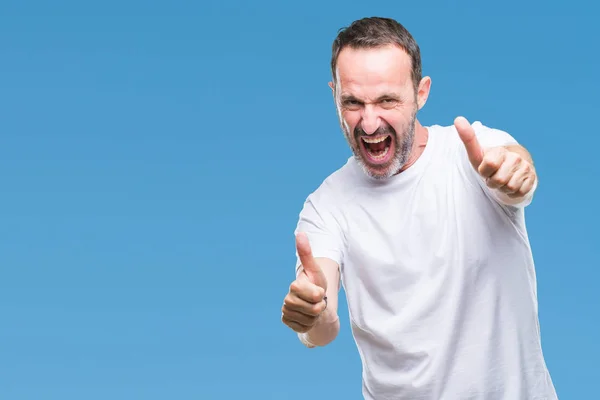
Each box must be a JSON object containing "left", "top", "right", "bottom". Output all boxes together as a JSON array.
[
  {"left": 508, "top": 153, "right": 521, "bottom": 164},
  {"left": 524, "top": 164, "right": 534, "bottom": 176},
  {"left": 495, "top": 176, "right": 509, "bottom": 186},
  {"left": 318, "top": 302, "right": 327, "bottom": 315},
  {"left": 311, "top": 303, "right": 323, "bottom": 315},
  {"left": 507, "top": 179, "right": 520, "bottom": 190},
  {"left": 311, "top": 291, "right": 323, "bottom": 303},
  {"left": 492, "top": 159, "right": 503, "bottom": 170},
  {"left": 321, "top": 299, "right": 328, "bottom": 311},
  {"left": 505, "top": 183, "right": 519, "bottom": 192},
  {"left": 484, "top": 159, "right": 500, "bottom": 171},
  {"left": 289, "top": 281, "right": 300, "bottom": 293},
  {"left": 283, "top": 296, "right": 297, "bottom": 310},
  {"left": 483, "top": 152, "right": 501, "bottom": 167}
]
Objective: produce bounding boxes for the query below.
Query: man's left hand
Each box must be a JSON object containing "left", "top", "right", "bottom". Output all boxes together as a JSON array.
[{"left": 454, "top": 116, "right": 537, "bottom": 200}]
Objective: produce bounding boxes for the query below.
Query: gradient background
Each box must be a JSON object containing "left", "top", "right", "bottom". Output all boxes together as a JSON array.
[{"left": 1, "top": 1, "right": 598, "bottom": 399}]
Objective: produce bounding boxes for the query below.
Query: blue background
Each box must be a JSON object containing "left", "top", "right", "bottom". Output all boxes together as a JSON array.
[{"left": 1, "top": 1, "right": 597, "bottom": 399}]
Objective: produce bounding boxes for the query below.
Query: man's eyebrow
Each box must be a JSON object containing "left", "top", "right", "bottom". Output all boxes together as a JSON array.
[
  {"left": 340, "top": 93, "right": 361, "bottom": 102},
  {"left": 340, "top": 93, "right": 404, "bottom": 102},
  {"left": 375, "top": 93, "right": 403, "bottom": 101}
]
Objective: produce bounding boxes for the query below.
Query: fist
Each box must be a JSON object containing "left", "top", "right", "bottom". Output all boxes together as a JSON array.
[
  {"left": 454, "top": 116, "right": 537, "bottom": 199},
  {"left": 281, "top": 233, "right": 328, "bottom": 333}
]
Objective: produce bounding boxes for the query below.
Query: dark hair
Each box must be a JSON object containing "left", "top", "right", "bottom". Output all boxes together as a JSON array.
[{"left": 331, "top": 17, "right": 422, "bottom": 91}]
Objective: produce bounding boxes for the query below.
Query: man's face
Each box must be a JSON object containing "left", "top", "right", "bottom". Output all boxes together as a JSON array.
[{"left": 331, "top": 44, "right": 426, "bottom": 179}]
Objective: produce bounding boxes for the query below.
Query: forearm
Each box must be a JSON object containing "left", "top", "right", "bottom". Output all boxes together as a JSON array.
[{"left": 298, "top": 308, "right": 340, "bottom": 348}]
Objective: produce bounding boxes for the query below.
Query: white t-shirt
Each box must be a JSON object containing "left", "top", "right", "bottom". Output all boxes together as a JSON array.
[{"left": 295, "top": 122, "right": 558, "bottom": 399}]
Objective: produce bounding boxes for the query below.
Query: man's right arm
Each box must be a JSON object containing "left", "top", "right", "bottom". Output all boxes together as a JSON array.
[
  {"left": 283, "top": 189, "right": 345, "bottom": 348},
  {"left": 282, "top": 232, "right": 342, "bottom": 348}
]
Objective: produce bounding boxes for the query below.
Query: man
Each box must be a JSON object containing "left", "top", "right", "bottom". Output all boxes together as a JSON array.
[{"left": 281, "top": 17, "right": 558, "bottom": 399}]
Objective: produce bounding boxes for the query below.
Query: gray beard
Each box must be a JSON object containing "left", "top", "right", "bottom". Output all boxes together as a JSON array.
[{"left": 342, "top": 110, "right": 416, "bottom": 180}]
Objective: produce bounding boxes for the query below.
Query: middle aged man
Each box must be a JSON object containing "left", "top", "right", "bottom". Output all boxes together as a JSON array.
[{"left": 281, "top": 16, "right": 557, "bottom": 400}]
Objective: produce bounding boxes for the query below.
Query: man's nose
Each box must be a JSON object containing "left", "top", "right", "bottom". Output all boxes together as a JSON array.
[{"left": 360, "top": 105, "right": 381, "bottom": 135}]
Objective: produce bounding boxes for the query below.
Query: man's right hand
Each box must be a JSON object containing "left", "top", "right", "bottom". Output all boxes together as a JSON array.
[{"left": 281, "top": 232, "right": 329, "bottom": 333}]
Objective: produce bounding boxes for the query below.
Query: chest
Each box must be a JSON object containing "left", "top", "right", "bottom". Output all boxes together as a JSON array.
[{"left": 339, "top": 166, "right": 506, "bottom": 285}]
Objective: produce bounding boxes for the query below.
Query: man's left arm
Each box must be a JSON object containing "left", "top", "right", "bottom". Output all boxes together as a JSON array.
[{"left": 454, "top": 117, "right": 538, "bottom": 208}]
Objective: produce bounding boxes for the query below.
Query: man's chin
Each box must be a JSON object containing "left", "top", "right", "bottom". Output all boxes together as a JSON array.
[{"left": 355, "top": 156, "right": 401, "bottom": 180}]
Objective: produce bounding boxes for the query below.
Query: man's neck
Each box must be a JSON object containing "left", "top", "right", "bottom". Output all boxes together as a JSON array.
[{"left": 398, "top": 120, "right": 429, "bottom": 173}]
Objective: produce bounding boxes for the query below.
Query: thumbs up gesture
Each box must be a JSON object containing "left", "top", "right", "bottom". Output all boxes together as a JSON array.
[
  {"left": 454, "top": 117, "right": 537, "bottom": 200},
  {"left": 281, "top": 233, "right": 329, "bottom": 334}
]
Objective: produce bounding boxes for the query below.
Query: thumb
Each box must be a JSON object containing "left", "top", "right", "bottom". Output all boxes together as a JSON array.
[
  {"left": 296, "top": 232, "right": 327, "bottom": 290},
  {"left": 454, "top": 116, "right": 484, "bottom": 169}
]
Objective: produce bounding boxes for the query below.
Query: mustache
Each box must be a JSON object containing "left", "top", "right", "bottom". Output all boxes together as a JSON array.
[{"left": 354, "top": 124, "right": 396, "bottom": 139}]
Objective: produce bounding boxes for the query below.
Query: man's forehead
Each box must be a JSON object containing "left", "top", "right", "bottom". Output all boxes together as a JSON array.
[{"left": 335, "top": 45, "right": 412, "bottom": 89}]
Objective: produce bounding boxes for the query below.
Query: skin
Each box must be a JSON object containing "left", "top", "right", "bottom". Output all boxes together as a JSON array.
[
  {"left": 455, "top": 116, "right": 537, "bottom": 203},
  {"left": 330, "top": 44, "right": 432, "bottom": 179},
  {"left": 281, "top": 233, "right": 339, "bottom": 347},
  {"left": 282, "top": 44, "right": 538, "bottom": 345}
]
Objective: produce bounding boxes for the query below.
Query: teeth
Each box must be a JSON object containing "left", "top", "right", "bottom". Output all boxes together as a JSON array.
[{"left": 362, "top": 135, "right": 388, "bottom": 144}]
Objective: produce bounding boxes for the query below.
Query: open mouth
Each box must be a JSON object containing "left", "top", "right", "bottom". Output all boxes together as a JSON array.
[{"left": 361, "top": 135, "right": 393, "bottom": 163}]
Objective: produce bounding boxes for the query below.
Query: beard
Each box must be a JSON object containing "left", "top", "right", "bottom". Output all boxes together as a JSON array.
[{"left": 341, "top": 109, "right": 417, "bottom": 180}]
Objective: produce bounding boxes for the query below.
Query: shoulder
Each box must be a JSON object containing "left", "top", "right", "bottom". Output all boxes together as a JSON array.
[
  {"left": 470, "top": 121, "right": 519, "bottom": 148},
  {"left": 427, "top": 121, "right": 518, "bottom": 147},
  {"left": 427, "top": 123, "right": 461, "bottom": 147},
  {"left": 303, "top": 157, "right": 361, "bottom": 207},
  {"left": 425, "top": 121, "right": 520, "bottom": 168}
]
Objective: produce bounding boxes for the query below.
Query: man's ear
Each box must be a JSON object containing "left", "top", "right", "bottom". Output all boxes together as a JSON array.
[
  {"left": 417, "top": 76, "right": 432, "bottom": 110},
  {"left": 328, "top": 81, "right": 338, "bottom": 106}
]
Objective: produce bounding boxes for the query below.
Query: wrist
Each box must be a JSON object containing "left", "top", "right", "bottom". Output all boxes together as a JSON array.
[
  {"left": 298, "top": 309, "right": 340, "bottom": 348},
  {"left": 317, "top": 307, "right": 339, "bottom": 325}
]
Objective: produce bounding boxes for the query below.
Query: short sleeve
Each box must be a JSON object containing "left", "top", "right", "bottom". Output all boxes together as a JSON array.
[
  {"left": 471, "top": 121, "right": 519, "bottom": 149},
  {"left": 294, "top": 193, "right": 345, "bottom": 276}
]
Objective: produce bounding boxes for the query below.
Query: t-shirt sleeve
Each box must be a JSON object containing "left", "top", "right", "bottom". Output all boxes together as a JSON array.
[
  {"left": 471, "top": 121, "right": 519, "bottom": 149},
  {"left": 294, "top": 192, "right": 345, "bottom": 275}
]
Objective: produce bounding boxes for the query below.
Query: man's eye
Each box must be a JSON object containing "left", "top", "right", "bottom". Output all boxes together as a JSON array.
[
  {"left": 381, "top": 99, "right": 398, "bottom": 108},
  {"left": 343, "top": 100, "right": 361, "bottom": 109}
]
